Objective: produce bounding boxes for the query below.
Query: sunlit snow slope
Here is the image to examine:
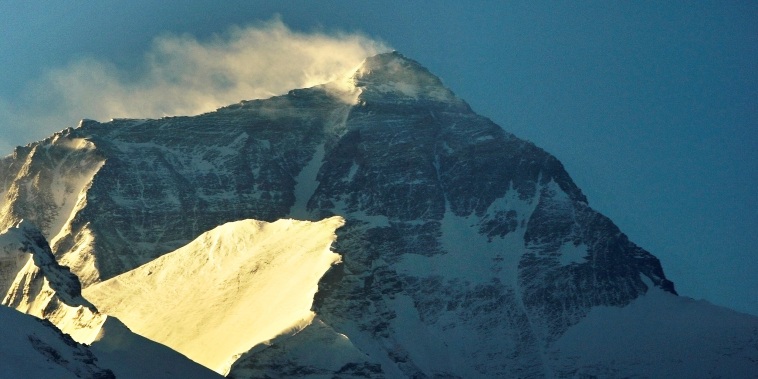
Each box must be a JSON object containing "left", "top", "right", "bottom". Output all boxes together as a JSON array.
[{"left": 84, "top": 216, "right": 345, "bottom": 374}]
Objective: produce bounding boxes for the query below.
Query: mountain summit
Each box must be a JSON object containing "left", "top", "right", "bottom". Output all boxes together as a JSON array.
[
  {"left": 1, "top": 52, "right": 756, "bottom": 378},
  {"left": 351, "top": 51, "right": 463, "bottom": 106}
]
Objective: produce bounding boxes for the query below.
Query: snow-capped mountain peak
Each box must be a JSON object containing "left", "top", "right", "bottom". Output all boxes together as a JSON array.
[
  {"left": 0, "top": 51, "right": 755, "bottom": 378},
  {"left": 351, "top": 51, "right": 464, "bottom": 106}
]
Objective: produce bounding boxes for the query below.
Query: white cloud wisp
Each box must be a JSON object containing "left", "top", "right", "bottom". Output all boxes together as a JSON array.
[{"left": 1, "top": 19, "right": 389, "bottom": 153}]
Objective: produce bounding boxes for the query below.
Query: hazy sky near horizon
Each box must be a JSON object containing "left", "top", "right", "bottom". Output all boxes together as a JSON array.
[{"left": 1, "top": 1, "right": 756, "bottom": 315}]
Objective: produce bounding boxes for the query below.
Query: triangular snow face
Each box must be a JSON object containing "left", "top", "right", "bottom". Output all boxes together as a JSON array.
[{"left": 83, "top": 217, "right": 345, "bottom": 375}]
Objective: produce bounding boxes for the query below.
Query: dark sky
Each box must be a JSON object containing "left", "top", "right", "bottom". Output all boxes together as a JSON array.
[{"left": 1, "top": 1, "right": 756, "bottom": 315}]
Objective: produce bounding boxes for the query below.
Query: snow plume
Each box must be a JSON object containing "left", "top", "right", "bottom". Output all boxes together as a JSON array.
[{"left": 0, "top": 18, "right": 388, "bottom": 153}]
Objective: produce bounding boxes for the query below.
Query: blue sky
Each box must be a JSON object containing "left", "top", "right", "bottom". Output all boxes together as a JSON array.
[{"left": 1, "top": 1, "right": 756, "bottom": 315}]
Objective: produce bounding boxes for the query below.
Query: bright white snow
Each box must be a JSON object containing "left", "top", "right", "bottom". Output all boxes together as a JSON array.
[{"left": 83, "top": 216, "right": 345, "bottom": 374}]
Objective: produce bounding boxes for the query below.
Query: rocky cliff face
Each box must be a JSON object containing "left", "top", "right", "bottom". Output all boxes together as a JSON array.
[{"left": 2, "top": 52, "right": 751, "bottom": 378}]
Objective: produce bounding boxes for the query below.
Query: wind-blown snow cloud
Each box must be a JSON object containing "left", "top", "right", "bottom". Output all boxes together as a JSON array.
[{"left": 0, "top": 19, "right": 389, "bottom": 153}]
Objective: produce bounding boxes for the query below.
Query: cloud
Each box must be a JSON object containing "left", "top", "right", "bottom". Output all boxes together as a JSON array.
[{"left": 1, "top": 19, "right": 389, "bottom": 153}]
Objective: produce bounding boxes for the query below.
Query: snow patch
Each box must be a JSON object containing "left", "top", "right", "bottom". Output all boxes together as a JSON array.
[
  {"left": 396, "top": 187, "right": 538, "bottom": 284},
  {"left": 346, "top": 162, "right": 359, "bottom": 182},
  {"left": 557, "top": 242, "right": 588, "bottom": 266},
  {"left": 375, "top": 82, "right": 421, "bottom": 98},
  {"left": 290, "top": 144, "right": 325, "bottom": 219}
]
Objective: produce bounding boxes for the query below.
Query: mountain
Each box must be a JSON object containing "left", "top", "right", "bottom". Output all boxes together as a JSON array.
[{"left": 1, "top": 51, "right": 756, "bottom": 377}]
